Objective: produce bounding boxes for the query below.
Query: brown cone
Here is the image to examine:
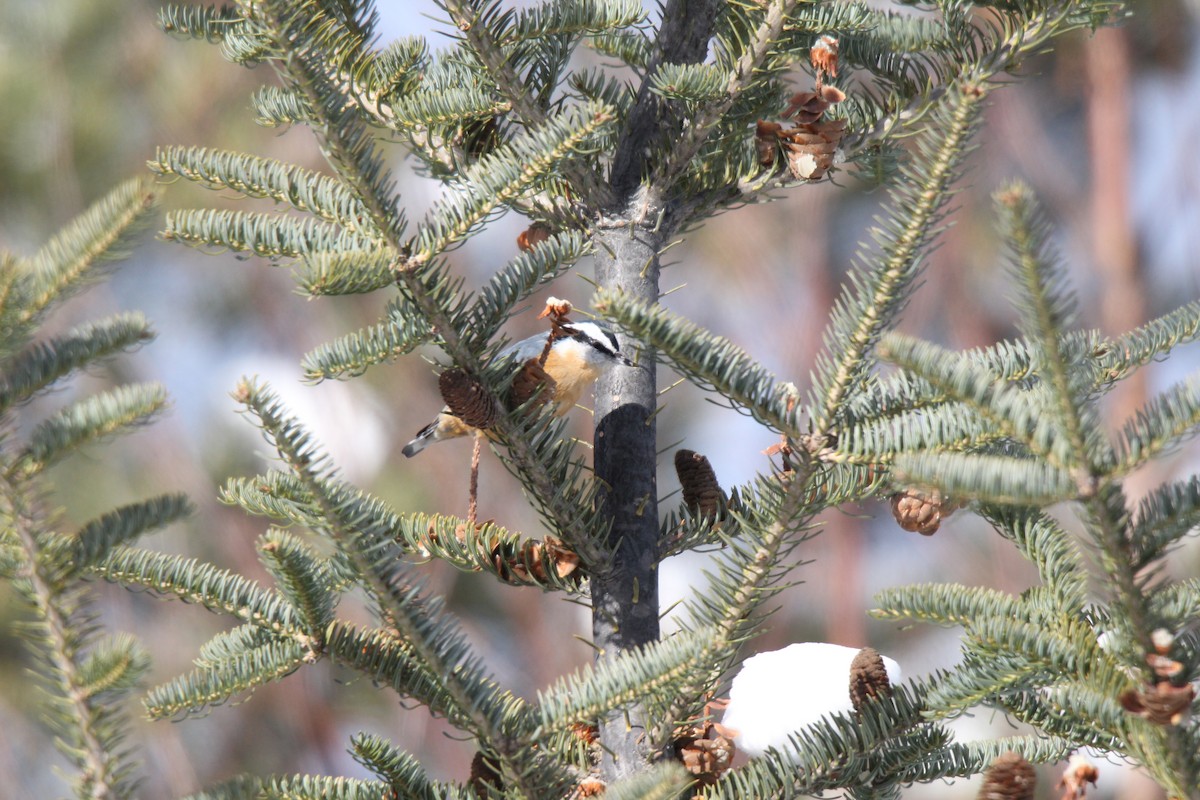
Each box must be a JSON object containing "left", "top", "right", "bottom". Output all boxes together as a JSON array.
[
  {"left": 978, "top": 751, "right": 1036, "bottom": 800},
  {"left": 672, "top": 719, "right": 735, "bottom": 785},
  {"left": 1119, "top": 681, "right": 1195, "bottom": 725},
  {"left": 848, "top": 647, "right": 892, "bottom": 714},
  {"left": 509, "top": 357, "right": 556, "bottom": 410},
  {"left": 890, "top": 488, "right": 947, "bottom": 535},
  {"left": 439, "top": 368, "right": 499, "bottom": 430},
  {"left": 468, "top": 750, "right": 502, "bottom": 797},
  {"left": 517, "top": 222, "right": 552, "bottom": 252},
  {"left": 675, "top": 450, "right": 724, "bottom": 519}
]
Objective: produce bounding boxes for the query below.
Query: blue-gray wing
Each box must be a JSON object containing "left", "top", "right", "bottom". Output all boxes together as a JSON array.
[{"left": 495, "top": 331, "right": 554, "bottom": 364}]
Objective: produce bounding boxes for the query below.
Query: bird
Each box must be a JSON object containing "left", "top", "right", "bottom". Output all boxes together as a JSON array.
[{"left": 401, "top": 320, "right": 634, "bottom": 457}]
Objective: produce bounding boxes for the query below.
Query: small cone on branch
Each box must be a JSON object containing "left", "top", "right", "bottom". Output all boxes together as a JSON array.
[
  {"left": 672, "top": 719, "right": 735, "bottom": 786},
  {"left": 756, "top": 120, "right": 783, "bottom": 166},
  {"left": 782, "top": 85, "right": 846, "bottom": 124},
  {"left": 1119, "top": 680, "right": 1195, "bottom": 725},
  {"left": 780, "top": 118, "right": 847, "bottom": 180},
  {"left": 978, "top": 751, "right": 1036, "bottom": 800},
  {"left": 493, "top": 535, "right": 581, "bottom": 586},
  {"left": 890, "top": 487, "right": 950, "bottom": 535},
  {"left": 439, "top": 368, "right": 499, "bottom": 430},
  {"left": 675, "top": 449, "right": 724, "bottom": 519},
  {"left": 468, "top": 751, "right": 503, "bottom": 797},
  {"left": 848, "top": 646, "right": 893, "bottom": 714},
  {"left": 509, "top": 357, "right": 556, "bottom": 409},
  {"left": 517, "top": 222, "right": 552, "bottom": 252}
]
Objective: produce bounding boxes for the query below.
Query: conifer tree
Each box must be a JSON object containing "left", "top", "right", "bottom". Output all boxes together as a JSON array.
[
  {"left": 0, "top": 178, "right": 191, "bottom": 800},
  {"left": 9, "top": 0, "right": 1200, "bottom": 798}
]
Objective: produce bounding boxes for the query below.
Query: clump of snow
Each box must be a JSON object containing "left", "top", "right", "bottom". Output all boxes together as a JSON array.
[{"left": 721, "top": 642, "right": 901, "bottom": 759}]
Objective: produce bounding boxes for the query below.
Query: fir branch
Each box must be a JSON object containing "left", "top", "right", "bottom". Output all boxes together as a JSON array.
[
  {"left": 595, "top": 290, "right": 799, "bottom": 433},
  {"left": 91, "top": 545, "right": 307, "bottom": 636},
  {"left": 648, "top": 0, "right": 797, "bottom": 197},
  {"left": 500, "top": 0, "right": 645, "bottom": 45},
  {"left": 1096, "top": 299, "right": 1200, "bottom": 385},
  {"left": 348, "top": 733, "right": 441, "bottom": 800},
  {"left": 809, "top": 75, "right": 987, "bottom": 436},
  {"left": 414, "top": 101, "right": 615, "bottom": 260},
  {"left": 162, "top": 208, "right": 374, "bottom": 260},
  {"left": 144, "top": 638, "right": 310, "bottom": 720},
  {"left": 654, "top": 464, "right": 823, "bottom": 744},
  {"left": 18, "top": 178, "right": 158, "bottom": 326},
  {"left": 604, "top": 763, "right": 692, "bottom": 800},
  {"left": 890, "top": 451, "right": 1077, "bottom": 506},
  {"left": 998, "top": 182, "right": 1106, "bottom": 470},
  {"left": 384, "top": 87, "right": 510, "bottom": 132},
  {"left": 178, "top": 774, "right": 266, "bottom": 800},
  {"left": 293, "top": 248, "right": 396, "bottom": 296},
  {"left": 460, "top": 228, "right": 592, "bottom": 349},
  {"left": 260, "top": 774, "right": 393, "bottom": 800},
  {"left": 251, "top": 84, "right": 315, "bottom": 127},
  {"left": 984, "top": 507, "right": 1087, "bottom": 613},
  {"left": 158, "top": 3, "right": 243, "bottom": 44},
  {"left": 1129, "top": 476, "right": 1200, "bottom": 569},
  {"left": 257, "top": 529, "right": 336, "bottom": 644},
  {"left": 15, "top": 383, "right": 168, "bottom": 478},
  {"left": 1114, "top": 375, "right": 1200, "bottom": 475},
  {"left": 894, "top": 735, "right": 1076, "bottom": 784},
  {"left": 877, "top": 333, "right": 1070, "bottom": 469},
  {"left": 68, "top": 493, "right": 194, "bottom": 576},
  {"left": 872, "top": 583, "right": 1019, "bottom": 628},
  {"left": 0, "top": 311, "right": 154, "bottom": 413},
  {"left": 837, "top": 401, "right": 1000, "bottom": 464},
  {"left": 254, "top": 0, "right": 406, "bottom": 245},
  {"left": 534, "top": 628, "right": 717, "bottom": 732},
  {"left": 233, "top": 380, "right": 569, "bottom": 794},
  {"left": 440, "top": 0, "right": 610, "bottom": 208},
  {"left": 3, "top": 485, "right": 144, "bottom": 799},
  {"left": 150, "top": 146, "right": 381, "bottom": 237},
  {"left": 301, "top": 296, "right": 436, "bottom": 381}
]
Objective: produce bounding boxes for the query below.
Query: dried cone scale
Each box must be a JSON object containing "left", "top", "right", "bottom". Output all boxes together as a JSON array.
[
  {"left": 978, "top": 751, "right": 1036, "bottom": 800},
  {"left": 675, "top": 449, "right": 724, "bottom": 518},
  {"left": 509, "top": 357, "right": 556, "bottom": 409},
  {"left": 848, "top": 646, "right": 893, "bottom": 714},
  {"left": 890, "top": 487, "right": 948, "bottom": 535},
  {"left": 468, "top": 750, "right": 502, "bottom": 797},
  {"left": 439, "top": 368, "right": 499, "bottom": 430},
  {"left": 672, "top": 719, "right": 735, "bottom": 786}
]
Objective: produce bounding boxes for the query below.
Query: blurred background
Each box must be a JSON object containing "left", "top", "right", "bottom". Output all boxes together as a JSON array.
[{"left": 2, "top": 1, "right": 1199, "bottom": 797}]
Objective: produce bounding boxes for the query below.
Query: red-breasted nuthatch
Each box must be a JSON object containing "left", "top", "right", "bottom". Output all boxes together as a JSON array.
[{"left": 402, "top": 321, "right": 634, "bottom": 457}]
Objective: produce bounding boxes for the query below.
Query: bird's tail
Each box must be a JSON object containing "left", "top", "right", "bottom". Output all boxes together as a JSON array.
[
  {"left": 402, "top": 421, "right": 440, "bottom": 458},
  {"left": 402, "top": 413, "right": 473, "bottom": 457}
]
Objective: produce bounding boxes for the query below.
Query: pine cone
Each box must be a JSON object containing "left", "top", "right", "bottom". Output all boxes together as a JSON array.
[
  {"left": 494, "top": 536, "right": 581, "bottom": 586},
  {"left": 517, "top": 222, "right": 552, "bottom": 252},
  {"left": 756, "top": 120, "right": 783, "bottom": 166},
  {"left": 509, "top": 357, "right": 556, "bottom": 409},
  {"left": 675, "top": 450, "right": 724, "bottom": 519},
  {"left": 1119, "top": 680, "right": 1195, "bottom": 725},
  {"left": 439, "top": 368, "right": 499, "bottom": 430},
  {"left": 848, "top": 647, "right": 892, "bottom": 714},
  {"left": 978, "top": 751, "right": 1036, "bottom": 800},
  {"left": 468, "top": 750, "right": 502, "bottom": 797},
  {"left": 890, "top": 487, "right": 947, "bottom": 535},
  {"left": 672, "top": 720, "right": 735, "bottom": 785},
  {"left": 782, "top": 85, "right": 846, "bottom": 124},
  {"left": 780, "top": 117, "right": 847, "bottom": 181}
]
